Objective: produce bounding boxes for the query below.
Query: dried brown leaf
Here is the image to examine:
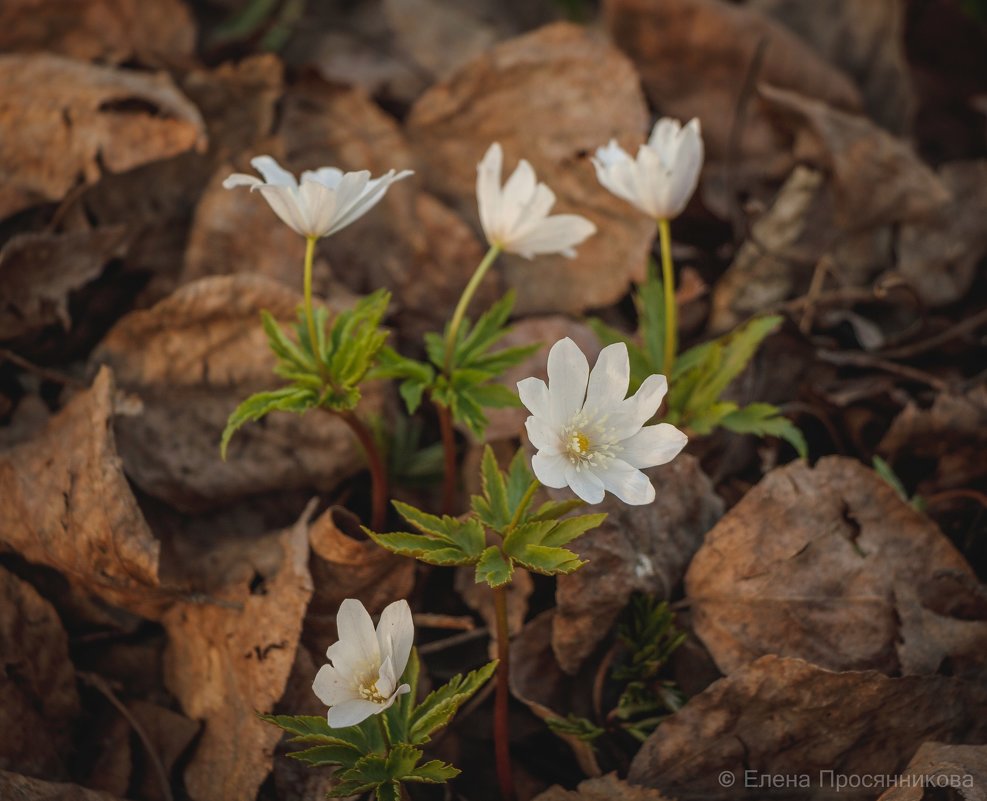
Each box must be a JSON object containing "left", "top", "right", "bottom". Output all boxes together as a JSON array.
[
  {"left": 628, "top": 655, "right": 987, "bottom": 797},
  {"left": 898, "top": 160, "right": 987, "bottom": 307},
  {"left": 91, "top": 275, "right": 386, "bottom": 513},
  {"left": 163, "top": 508, "right": 313, "bottom": 801},
  {"left": 0, "top": 566, "right": 79, "bottom": 779},
  {"left": 0, "top": 771, "right": 126, "bottom": 801},
  {"left": 127, "top": 701, "right": 199, "bottom": 801},
  {"left": 534, "top": 773, "right": 673, "bottom": 801},
  {"left": 0, "top": 54, "right": 206, "bottom": 219},
  {"left": 0, "top": 0, "right": 196, "bottom": 67},
  {"left": 0, "top": 367, "right": 163, "bottom": 615},
  {"left": 0, "top": 226, "right": 128, "bottom": 341},
  {"left": 604, "top": 0, "right": 862, "bottom": 171},
  {"left": 552, "top": 456, "right": 723, "bottom": 674},
  {"left": 685, "top": 456, "right": 987, "bottom": 677},
  {"left": 407, "top": 22, "right": 656, "bottom": 316},
  {"left": 760, "top": 84, "right": 950, "bottom": 229},
  {"left": 878, "top": 742, "right": 987, "bottom": 801},
  {"left": 750, "top": 0, "right": 913, "bottom": 134}
]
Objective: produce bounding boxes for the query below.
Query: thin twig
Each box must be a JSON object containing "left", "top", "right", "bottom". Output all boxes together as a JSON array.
[
  {"left": 924, "top": 489, "right": 987, "bottom": 510},
  {"left": 798, "top": 256, "right": 831, "bottom": 335},
  {"left": 0, "top": 348, "right": 85, "bottom": 388},
  {"left": 816, "top": 350, "right": 949, "bottom": 391},
  {"left": 78, "top": 672, "right": 174, "bottom": 801},
  {"left": 417, "top": 626, "right": 489, "bottom": 656},
  {"left": 413, "top": 613, "right": 475, "bottom": 631},
  {"left": 877, "top": 307, "right": 987, "bottom": 359}
]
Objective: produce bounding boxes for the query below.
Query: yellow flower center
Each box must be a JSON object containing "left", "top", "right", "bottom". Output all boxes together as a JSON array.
[
  {"left": 571, "top": 432, "right": 590, "bottom": 455},
  {"left": 359, "top": 680, "right": 386, "bottom": 703}
]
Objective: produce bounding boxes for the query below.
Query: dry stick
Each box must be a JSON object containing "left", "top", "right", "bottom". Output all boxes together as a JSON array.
[
  {"left": 877, "top": 306, "right": 987, "bottom": 360},
  {"left": 413, "top": 612, "right": 475, "bottom": 631},
  {"left": 924, "top": 488, "right": 987, "bottom": 510},
  {"left": 799, "top": 255, "right": 832, "bottom": 335},
  {"left": 492, "top": 586, "right": 516, "bottom": 801},
  {"left": 335, "top": 409, "right": 388, "bottom": 531},
  {"left": 816, "top": 349, "right": 949, "bottom": 391},
  {"left": 436, "top": 401, "right": 457, "bottom": 515},
  {"left": 417, "top": 627, "right": 489, "bottom": 656},
  {"left": 79, "top": 672, "right": 174, "bottom": 801},
  {"left": 0, "top": 347, "right": 86, "bottom": 388}
]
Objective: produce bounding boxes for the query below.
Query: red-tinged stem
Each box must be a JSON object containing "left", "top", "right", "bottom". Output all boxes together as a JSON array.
[
  {"left": 436, "top": 401, "right": 457, "bottom": 516},
  {"left": 493, "top": 586, "right": 516, "bottom": 801},
  {"left": 336, "top": 410, "right": 388, "bottom": 531}
]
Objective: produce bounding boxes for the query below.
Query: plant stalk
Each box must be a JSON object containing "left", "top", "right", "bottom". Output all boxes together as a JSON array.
[
  {"left": 657, "top": 218, "right": 677, "bottom": 375},
  {"left": 492, "top": 586, "right": 515, "bottom": 801},
  {"left": 436, "top": 400, "right": 457, "bottom": 515},
  {"left": 302, "top": 235, "right": 323, "bottom": 372},
  {"left": 444, "top": 244, "right": 502, "bottom": 373},
  {"left": 336, "top": 410, "right": 388, "bottom": 531}
]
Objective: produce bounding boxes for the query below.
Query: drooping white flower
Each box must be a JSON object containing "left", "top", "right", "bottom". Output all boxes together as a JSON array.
[
  {"left": 223, "top": 155, "right": 413, "bottom": 239},
  {"left": 312, "top": 598, "right": 414, "bottom": 728},
  {"left": 517, "top": 338, "right": 687, "bottom": 505},
  {"left": 592, "top": 117, "right": 704, "bottom": 220},
  {"left": 476, "top": 143, "right": 596, "bottom": 259}
]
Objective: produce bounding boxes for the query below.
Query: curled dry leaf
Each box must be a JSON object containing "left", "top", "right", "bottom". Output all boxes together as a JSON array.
[
  {"left": 0, "top": 566, "right": 80, "bottom": 779},
  {"left": 0, "top": 771, "right": 126, "bottom": 801},
  {"left": 750, "top": 0, "right": 913, "bottom": 134},
  {"left": 162, "top": 508, "right": 313, "bottom": 801},
  {"left": 898, "top": 160, "right": 987, "bottom": 307},
  {"left": 0, "top": 0, "right": 196, "bottom": 67},
  {"left": 302, "top": 506, "right": 416, "bottom": 654},
  {"left": 127, "top": 701, "right": 200, "bottom": 801},
  {"left": 879, "top": 385, "right": 987, "bottom": 494},
  {"left": 878, "top": 742, "right": 987, "bottom": 801},
  {"left": 628, "top": 655, "right": 987, "bottom": 797},
  {"left": 278, "top": 76, "right": 494, "bottom": 338},
  {"left": 407, "top": 22, "right": 656, "bottom": 316},
  {"left": 510, "top": 610, "right": 602, "bottom": 778},
  {"left": 0, "top": 54, "right": 206, "bottom": 219},
  {"left": 760, "top": 84, "right": 950, "bottom": 230},
  {"left": 685, "top": 456, "right": 987, "bottom": 677},
  {"left": 534, "top": 773, "right": 674, "bottom": 801},
  {"left": 709, "top": 165, "right": 890, "bottom": 332},
  {"left": 0, "top": 367, "right": 163, "bottom": 616},
  {"left": 551, "top": 456, "right": 723, "bottom": 675},
  {"left": 604, "top": 0, "right": 861, "bottom": 171},
  {"left": 0, "top": 226, "right": 128, "bottom": 341},
  {"left": 91, "top": 275, "right": 386, "bottom": 513}
]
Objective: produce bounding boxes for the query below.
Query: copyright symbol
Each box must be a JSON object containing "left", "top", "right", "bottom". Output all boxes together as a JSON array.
[{"left": 718, "top": 771, "right": 736, "bottom": 787}]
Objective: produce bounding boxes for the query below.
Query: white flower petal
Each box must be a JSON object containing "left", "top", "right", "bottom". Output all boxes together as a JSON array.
[
  {"left": 327, "top": 169, "right": 412, "bottom": 235},
  {"left": 647, "top": 118, "right": 680, "bottom": 161},
  {"left": 618, "top": 423, "right": 687, "bottom": 468},
  {"left": 546, "top": 337, "right": 589, "bottom": 427},
  {"left": 611, "top": 373, "right": 668, "bottom": 439},
  {"left": 595, "top": 458, "right": 655, "bottom": 505},
  {"left": 313, "top": 664, "right": 356, "bottom": 707},
  {"left": 250, "top": 155, "right": 297, "bottom": 187},
  {"left": 301, "top": 166, "right": 345, "bottom": 189},
  {"left": 507, "top": 214, "right": 596, "bottom": 259},
  {"left": 222, "top": 172, "right": 263, "bottom": 189},
  {"left": 564, "top": 464, "right": 606, "bottom": 504},
  {"left": 498, "top": 158, "right": 537, "bottom": 235},
  {"left": 299, "top": 181, "right": 339, "bottom": 238},
  {"left": 531, "top": 451, "right": 569, "bottom": 489},
  {"left": 255, "top": 184, "right": 310, "bottom": 237},
  {"left": 375, "top": 599, "right": 414, "bottom": 681},
  {"left": 525, "top": 416, "right": 561, "bottom": 453},
  {"left": 509, "top": 183, "right": 556, "bottom": 240},
  {"left": 328, "top": 699, "right": 382, "bottom": 729},
  {"left": 476, "top": 143, "right": 503, "bottom": 245},
  {"left": 332, "top": 598, "right": 380, "bottom": 673},
  {"left": 517, "top": 377, "right": 551, "bottom": 420},
  {"left": 377, "top": 655, "right": 397, "bottom": 698},
  {"left": 583, "top": 343, "right": 630, "bottom": 419}
]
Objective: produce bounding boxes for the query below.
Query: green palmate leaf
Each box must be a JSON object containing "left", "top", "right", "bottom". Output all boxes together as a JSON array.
[
  {"left": 404, "top": 760, "right": 461, "bottom": 783},
  {"left": 221, "top": 386, "right": 316, "bottom": 458},
  {"left": 329, "top": 744, "right": 458, "bottom": 800},
  {"left": 529, "top": 498, "right": 585, "bottom": 522},
  {"left": 262, "top": 310, "right": 316, "bottom": 372},
  {"left": 509, "top": 543, "right": 585, "bottom": 575},
  {"left": 373, "top": 346, "right": 434, "bottom": 414},
  {"left": 454, "top": 291, "right": 516, "bottom": 366},
  {"left": 719, "top": 402, "right": 808, "bottom": 458},
  {"left": 475, "top": 545, "right": 513, "bottom": 587},
  {"left": 289, "top": 744, "right": 363, "bottom": 768},
  {"left": 468, "top": 342, "right": 541, "bottom": 374},
  {"left": 408, "top": 661, "right": 498, "bottom": 744},
  {"left": 546, "top": 714, "right": 605, "bottom": 742},
  {"left": 475, "top": 446, "right": 510, "bottom": 529},
  {"left": 365, "top": 501, "right": 487, "bottom": 566},
  {"left": 258, "top": 714, "right": 371, "bottom": 751},
  {"left": 502, "top": 513, "right": 605, "bottom": 568},
  {"left": 365, "top": 530, "right": 480, "bottom": 566}
]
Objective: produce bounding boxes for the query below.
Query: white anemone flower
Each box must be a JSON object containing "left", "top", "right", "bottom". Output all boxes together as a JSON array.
[
  {"left": 592, "top": 117, "right": 704, "bottom": 220},
  {"left": 223, "top": 155, "right": 413, "bottom": 239},
  {"left": 312, "top": 598, "right": 414, "bottom": 728},
  {"left": 476, "top": 143, "right": 596, "bottom": 258},
  {"left": 517, "top": 338, "right": 687, "bottom": 505}
]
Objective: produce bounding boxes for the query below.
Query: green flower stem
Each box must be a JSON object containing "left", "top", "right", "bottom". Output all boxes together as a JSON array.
[
  {"left": 444, "top": 244, "right": 502, "bottom": 374},
  {"left": 376, "top": 713, "right": 391, "bottom": 751},
  {"left": 336, "top": 409, "right": 389, "bottom": 532},
  {"left": 436, "top": 400, "right": 457, "bottom": 515},
  {"left": 492, "top": 585, "right": 515, "bottom": 801},
  {"left": 302, "top": 235, "right": 323, "bottom": 372},
  {"left": 507, "top": 481, "right": 539, "bottom": 532},
  {"left": 657, "top": 218, "right": 677, "bottom": 375}
]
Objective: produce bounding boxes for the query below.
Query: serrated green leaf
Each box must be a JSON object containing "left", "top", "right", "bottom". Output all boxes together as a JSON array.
[
  {"left": 261, "top": 310, "right": 316, "bottom": 371},
  {"left": 475, "top": 546, "right": 513, "bottom": 587},
  {"left": 403, "top": 760, "right": 461, "bottom": 783},
  {"left": 687, "top": 400, "right": 739, "bottom": 435},
  {"left": 408, "top": 661, "right": 497, "bottom": 744},
  {"left": 455, "top": 291, "right": 515, "bottom": 367},
  {"left": 468, "top": 341, "right": 541, "bottom": 374},
  {"left": 478, "top": 445, "right": 509, "bottom": 529},
  {"left": 509, "top": 543, "right": 585, "bottom": 575},
  {"left": 467, "top": 382, "right": 521, "bottom": 409},
  {"left": 424, "top": 331, "right": 446, "bottom": 369},
  {"left": 365, "top": 530, "right": 478, "bottom": 566},
  {"left": 529, "top": 498, "right": 585, "bottom": 522},
  {"left": 449, "top": 385, "right": 490, "bottom": 438},
  {"left": 505, "top": 450, "right": 534, "bottom": 509},
  {"left": 288, "top": 744, "right": 362, "bottom": 768},
  {"left": 540, "top": 513, "right": 607, "bottom": 547},
  {"left": 374, "top": 781, "right": 401, "bottom": 801},
  {"left": 719, "top": 402, "right": 808, "bottom": 458},
  {"left": 220, "top": 387, "right": 316, "bottom": 458},
  {"left": 257, "top": 714, "right": 370, "bottom": 751}
]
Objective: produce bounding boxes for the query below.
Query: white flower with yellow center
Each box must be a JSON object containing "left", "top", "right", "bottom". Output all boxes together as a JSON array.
[
  {"left": 517, "top": 338, "right": 687, "bottom": 505},
  {"left": 592, "top": 117, "right": 704, "bottom": 221},
  {"left": 312, "top": 598, "right": 414, "bottom": 728},
  {"left": 476, "top": 142, "right": 596, "bottom": 258},
  {"left": 223, "top": 155, "right": 413, "bottom": 239}
]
